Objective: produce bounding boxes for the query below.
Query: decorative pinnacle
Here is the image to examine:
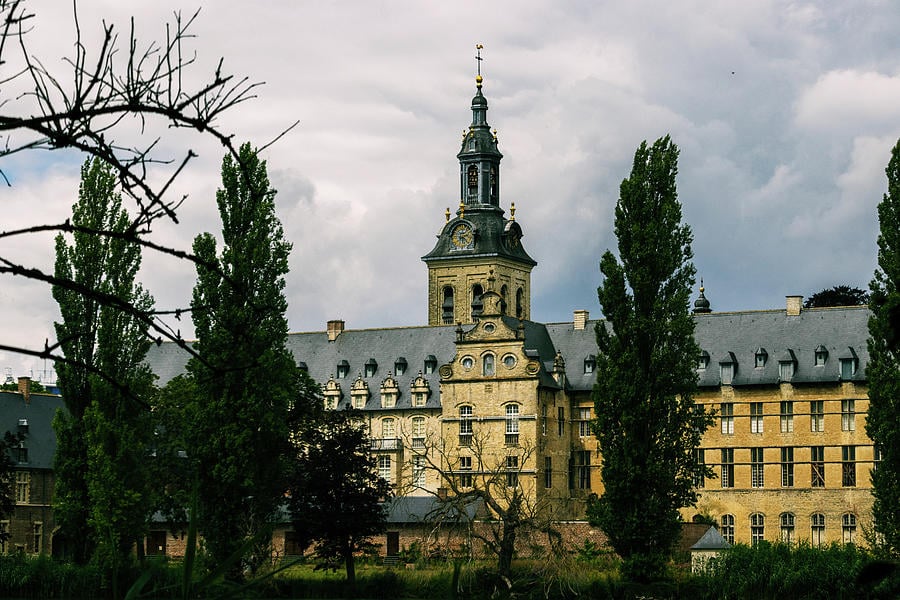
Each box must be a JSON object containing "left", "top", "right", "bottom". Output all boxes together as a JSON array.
[
  {"left": 700, "top": 277, "right": 705, "bottom": 293},
  {"left": 510, "top": 202, "right": 516, "bottom": 220},
  {"left": 459, "top": 200, "right": 465, "bottom": 219},
  {"left": 492, "top": 128, "right": 498, "bottom": 142},
  {"left": 445, "top": 207, "right": 451, "bottom": 222},
  {"left": 475, "top": 44, "right": 484, "bottom": 87}
]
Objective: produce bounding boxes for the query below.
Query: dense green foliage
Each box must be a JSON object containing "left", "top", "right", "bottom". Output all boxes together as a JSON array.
[
  {"left": 289, "top": 407, "right": 392, "bottom": 583},
  {"left": 52, "top": 158, "right": 155, "bottom": 584},
  {"left": 805, "top": 285, "right": 869, "bottom": 308},
  {"left": 0, "top": 380, "right": 47, "bottom": 393},
  {"left": 186, "top": 143, "right": 301, "bottom": 579},
  {"left": 868, "top": 138, "right": 900, "bottom": 556},
  {"left": 589, "top": 136, "right": 714, "bottom": 582}
]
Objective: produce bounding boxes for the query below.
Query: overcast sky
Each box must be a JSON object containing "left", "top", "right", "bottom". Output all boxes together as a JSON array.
[{"left": 2, "top": 1, "right": 898, "bottom": 382}]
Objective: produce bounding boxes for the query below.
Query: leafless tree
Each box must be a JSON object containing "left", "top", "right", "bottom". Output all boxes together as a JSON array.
[{"left": 0, "top": 0, "right": 294, "bottom": 387}]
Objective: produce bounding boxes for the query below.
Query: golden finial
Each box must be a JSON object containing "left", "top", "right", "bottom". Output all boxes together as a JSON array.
[
  {"left": 492, "top": 128, "right": 498, "bottom": 142},
  {"left": 475, "top": 44, "right": 484, "bottom": 87},
  {"left": 445, "top": 207, "right": 451, "bottom": 222},
  {"left": 459, "top": 200, "right": 465, "bottom": 219},
  {"left": 510, "top": 202, "right": 516, "bottom": 221},
  {"left": 700, "top": 277, "right": 705, "bottom": 293}
]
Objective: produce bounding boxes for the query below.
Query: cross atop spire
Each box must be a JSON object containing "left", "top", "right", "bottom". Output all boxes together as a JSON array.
[{"left": 476, "top": 44, "right": 484, "bottom": 78}]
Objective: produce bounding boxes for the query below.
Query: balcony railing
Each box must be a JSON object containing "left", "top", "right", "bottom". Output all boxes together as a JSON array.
[
  {"left": 505, "top": 433, "right": 519, "bottom": 446},
  {"left": 370, "top": 438, "right": 402, "bottom": 451}
]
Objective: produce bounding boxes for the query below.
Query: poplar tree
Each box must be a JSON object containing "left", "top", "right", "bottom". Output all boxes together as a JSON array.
[
  {"left": 187, "top": 143, "right": 298, "bottom": 578},
  {"left": 588, "top": 136, "right": 713, "bottom": 582},
  {"left": 53, "top": 158, "right": 155, "bottom": 578},
  {"left": 867, "top": 137, "right": 900, "bottom": 555}
]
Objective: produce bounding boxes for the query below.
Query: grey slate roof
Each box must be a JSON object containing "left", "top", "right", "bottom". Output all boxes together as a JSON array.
[
  {"left": 690, "top": 526, "right": 731, "bottom": 550},
  {"left": 0, "top": 392, "right": 64, "bottom": 470},
  {"left": 384, "top": 495, "right": 482, "bottom": 524},
  {"left": 145, "top": 306, "right": 871, "bottom": 397},
  {"left": 693, "top": 306, "right": 869, "bottom": 387}
]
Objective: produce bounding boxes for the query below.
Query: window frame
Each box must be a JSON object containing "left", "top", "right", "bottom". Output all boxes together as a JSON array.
[
  {"left": 720, "top": 402, "right": 734, "bottom": 435},
  {"left": 750, "top": 402, "right": 764, "bottom": 434},
  {"left": 780, "top": 401, "right": 794, "bottom": 433},
  {"left": 781, "top": 447, "right": 794, "bottom": 487},
  {"left": 751, "top": 447, "right": 764, "bottom": 488}
]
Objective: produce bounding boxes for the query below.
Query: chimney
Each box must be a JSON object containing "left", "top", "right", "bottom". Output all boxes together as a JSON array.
[
  {"left": 786, "top": 296, "right": 803, "bottom": 317},
  {"left": 326, "top": 319, "right": 345, "bottom": 342},
  {"left": 573, "top": 310, "right": 589, "bottom": 331},
  {"left": 17, "top": 377, "right": 31, "bottom": 404}
]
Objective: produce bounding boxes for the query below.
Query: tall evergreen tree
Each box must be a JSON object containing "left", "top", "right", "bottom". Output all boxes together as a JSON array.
[
  {"left": 187, "top": 143, "right": 298, "bottom": 579},
  {"left": 587, "top": 136, "right": 713, "bottom": 582},
  {"left": 867, "top": 138, "right": 900, "bottom": 555},
  {"left": 53, "top": 158, "right": 155, "bottom": 578}
]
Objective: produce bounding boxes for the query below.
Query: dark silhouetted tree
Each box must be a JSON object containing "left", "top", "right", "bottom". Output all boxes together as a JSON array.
[
  {"left": 53, "top": 159, "right": 155, "bottom": 588},
  {"left": 868, "top": 137, "right": 900, "bottom": 555},
  {"left": 805, "top": 285, "right": 869, "bottom": 308},
  {"left": 289, "top": 407, "right": 392, "bottom": 583},
  {"left": 187, "top": 143, "right": 299, "bottom": 580},
  {"left": 588, "top": 135, "right": 713, "bottom": 582}
]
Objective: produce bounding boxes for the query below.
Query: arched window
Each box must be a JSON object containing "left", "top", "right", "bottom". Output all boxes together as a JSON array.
[
  {"left": 811, "top": 513, "right": 825, "bottom": 547},
  {"left": 720, "top": 514, "right": 735, "bottom": 544},
  {"left": 483, "top": 353, "right": 495, "bottom": 377},
  {"left": 442, "top": 286, "right": 454, "bottom": 324},
  {"left": 381, "top": 418, "right": 396, "bottom": 449},
  {"left": 500, "top": 285, "right": 508, "bottom": 314},
  {"left": 490, "top": 166, "right": 498, "bottom": 201},
  {"left": 750, "top": 513, "right": 765, "bottom": 546},
  {"left": 471, "top": 284, "right": 484, "bottom": 319},
  {"left": 515, "top": 288, "right": 524, "bottom": 319},
  {"left": 842, "top": 513, "right": 857, "bottom": 544},
  {"left": 780, "top": 512, "right": 795, "bottom": 544},
  {"left": 467, "top": 165, "right": 478, "bottom": 199}
]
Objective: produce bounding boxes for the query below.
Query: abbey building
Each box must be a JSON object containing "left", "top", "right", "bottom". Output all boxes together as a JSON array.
[{"left": 149, "top": 73, "right": 875, "bottom": 549}]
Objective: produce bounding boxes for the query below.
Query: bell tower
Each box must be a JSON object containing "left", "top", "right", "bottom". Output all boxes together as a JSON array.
[{"left": 423, "top": 47, "right": 536, "bottom": 326}]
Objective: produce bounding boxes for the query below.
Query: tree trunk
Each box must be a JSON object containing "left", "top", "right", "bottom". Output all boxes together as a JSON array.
[{"left": 344, "top": 542, "right": 356, "bottom": 584}]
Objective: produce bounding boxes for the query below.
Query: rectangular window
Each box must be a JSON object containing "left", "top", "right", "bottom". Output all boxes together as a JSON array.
[
  {"left": 842, "top": 445, "right": 856, "bottom": 487},
  {"left": 781, "top": 447, "right": 794, "bottom": 487},
  {"left": 751, "top": 514, "right": 765, "bottom": 546},
  {"left": 842, "top": 514, "right": 857, "bottom": 544},
  {"left": 721, "top": 448, "right": 734, "bottom": 488},
  {"left": 412, "top": 392, "right": 426, "bottom": 408},
  {"left": 412, "top": 417, "right": 426, "bottom": 449},
  {"left": 412, "top": 456, "right": 426, "bottom": 487},
  {"left": 544, "top": 456, "right": 552, "bottom": 488},
  {"left": 720, "top": 403, "right": 734, "bottom": 435},
  {"left": 811, "top": 446, "right": 825, "bottom": 487},
  {"left": 721, "top": 363, "right": 733, "bottom": 385},
  {"left": 15, "top": 472, "right": 29, "bottom": 504},
  {"left": 32, "top": 522, "right": 41, "bottom": 554},
  {"left": 558, "top": 407, "right": 565, "bottom": 437},
  {"left": 505, "top": 404, "right": 520, "bottom": 446},
  {"left": 694, "top": 449, "right": 705, "bottom": 488},
  {"left": 575, "top": 450, "right": 591, "bottom": 489},
  {"left": 458, "top": 456, "right": 472, "bottom": 488},
  {"left": 459, "top": 406, "right": 473, "bottom": 446},
  {"left": 578, "top": 407, "right": 592, "bottom": 437},
  {"left": 750, "top": 403, "right": 764, "bottom": 434},
  {"left": 780, "top": 401, "right": 793, "bottom": 433},
  {"left": 751, "top": 447, "right": 764, "bottom": 488},
  {"left": 841, "top": 400, "right": 856, "bottom": 432},
  {"left": 378, "top": 455, "right": 392, "bottom": 483},
  {"left": 779, "top": 361, "right": 795, "bottom": 381},
  {"left": 541, "top": 405, "right": 547, "bottom": 436},
  {"left": 874, "top": 444, "right": 883, "bottom": 471},
  {"left": 810, "top": 400, "right": 825, "bottom": 432},
  {"left": 506, "top": 455, "right": 519, "bottom": 487}
]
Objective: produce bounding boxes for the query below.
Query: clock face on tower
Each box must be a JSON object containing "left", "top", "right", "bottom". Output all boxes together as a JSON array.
[{"left": 450, "top": 223, "right": 474, "bottom": 249}]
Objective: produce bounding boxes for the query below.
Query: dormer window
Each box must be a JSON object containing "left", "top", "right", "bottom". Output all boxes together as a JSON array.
[
  {"left": 584, "top": 355, "right": 596, "bottom": 375},
  {"left": 365, "top": 358, "right": 378, "bottom": 378},
  {"left": 297, "top": 361, "right": 308, "bottom": 372},
  {"left": 719, "top": 352, "right": 737, "bottom": 385},
  {"left": 394, "top": 357, "right": 408, "bottom": 376},
  {"left": 424, "top": 355, "right": 437, "bottom": 375},
  {"left": 336, "top": 360, "right": 350, "bottom": 379},
  {"left": 410, "top": 373, "right": 430, "bottom": 408},
  {"left": 698, "top": 350, "right": 710, "bottom": 370},
  {"left": 350, "top": 376, "right": 370, "bottom": 410},
  {"left": 755, "top": 348, "right": 768, "bottom": 368},
  {"left": 380, "top": 376, "right": 400, "bottom": 408},
  {"left": 778, "top": 349, "right": 797, "bottom": 381},
  {"left": 814, "top": 345, "right": 828, "bottom": 367},
  {"left": 323, "top": 379, "right": 342, "bottom": 410},
  {"left": 839, "top": 347, "right": 858, "bottom": 380}
]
